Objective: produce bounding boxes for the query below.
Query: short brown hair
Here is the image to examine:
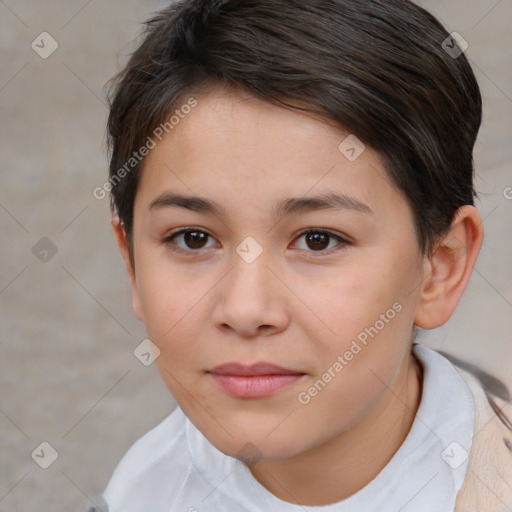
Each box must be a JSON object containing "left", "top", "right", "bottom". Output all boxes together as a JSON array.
[{"left": 106, "top": 0, "right": 482, "bottom": 255}]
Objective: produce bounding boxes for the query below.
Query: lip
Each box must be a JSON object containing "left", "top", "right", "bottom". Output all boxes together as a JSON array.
[{"left": 207, "top": 362, "right": 306, "bottom": 398}]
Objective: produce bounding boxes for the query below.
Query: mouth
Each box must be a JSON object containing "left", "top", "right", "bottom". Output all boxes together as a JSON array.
[{"left": 207, "top": 362, "right": 307, "bottom": 398}]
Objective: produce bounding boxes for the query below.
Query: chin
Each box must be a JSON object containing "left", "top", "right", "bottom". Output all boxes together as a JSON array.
[{"left": 201, "top": 421, "right": 308, "bottom": 462}]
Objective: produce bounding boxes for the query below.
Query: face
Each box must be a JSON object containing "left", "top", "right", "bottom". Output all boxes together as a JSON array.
[{"left": 122, "top": 88, "right": 427, "bottom": 460}]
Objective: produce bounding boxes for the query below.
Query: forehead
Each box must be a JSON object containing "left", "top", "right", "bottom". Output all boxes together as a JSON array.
[
  {"left": 136, "top": 88, "right": 411, "bottom": 225},
  {"left": 159, "top": 88, "right": 348, "bottom": 169}
]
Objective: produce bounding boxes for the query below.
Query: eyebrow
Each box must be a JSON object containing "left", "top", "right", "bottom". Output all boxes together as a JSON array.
[{"left": 148, "top": 191, "right": 373, "bottom": 218}]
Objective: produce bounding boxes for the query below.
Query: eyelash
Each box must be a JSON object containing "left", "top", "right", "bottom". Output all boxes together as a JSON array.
[{"left": 162, "top": 227, "right": 350, "bottom": 256}]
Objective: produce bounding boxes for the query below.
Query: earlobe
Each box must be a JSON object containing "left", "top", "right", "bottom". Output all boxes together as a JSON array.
[
  {"left": 111, "top": 217, "right": 145, "bottom": 322},
  {"left": 414, "top": 205, "right": 484, "bottom": 329}
]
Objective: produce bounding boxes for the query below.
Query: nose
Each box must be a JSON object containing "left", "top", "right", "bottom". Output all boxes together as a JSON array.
[{"left": 211, "top": 253, "right": 290, "bottom": 339}]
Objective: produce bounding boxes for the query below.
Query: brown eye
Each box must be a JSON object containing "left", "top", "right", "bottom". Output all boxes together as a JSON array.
[
  {"left": 305, "top": 232, "right": 330, "bottom": 251},
  {"left": 293, "top": 229, "right": 349, "bottom": 254},
  {"left": 182, "top": 231, "right": 209, "bottom": 249},
  {"left": 164, "top": 229, "right": 216, "bottom": 252}
]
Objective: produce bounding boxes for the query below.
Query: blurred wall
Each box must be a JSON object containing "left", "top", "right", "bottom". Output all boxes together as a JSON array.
[{"left": 0, "top": 1, "right": 511, "bottom": 510}]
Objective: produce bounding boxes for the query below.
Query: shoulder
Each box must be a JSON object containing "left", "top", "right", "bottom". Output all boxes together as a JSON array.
[
  {"left": 442, "top": 355, "right": 512, "bottom": 511},
  {"left": 102, "top": 407, "right": 189, "bottom": 511}
]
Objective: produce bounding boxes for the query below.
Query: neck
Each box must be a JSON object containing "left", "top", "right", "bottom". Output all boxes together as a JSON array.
[{"left": 247, "top": 352, "right": 423, "bottom": 505}]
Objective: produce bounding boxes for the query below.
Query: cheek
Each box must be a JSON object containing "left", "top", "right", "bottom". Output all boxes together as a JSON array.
[
  {"left": 134, "top": 247, "right": 202, "bottom": 337},
  {"left": 134, "top": 257, "right": 226, "bottom": 389},
  {"left": 294, "top": 260, "right": 408, "bottom": 353},
  {"left": 297, "top": 308, "right": 414, "bottom": 444},
  {"left": 297, "top": 253, "right": 420, "bottom": 397}
]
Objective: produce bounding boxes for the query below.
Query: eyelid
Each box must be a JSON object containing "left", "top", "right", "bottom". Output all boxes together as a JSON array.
[
  {"left": 162, "top": 227, "right": 218, "bottom": 254},
  {"left": 292, "top": 228, "right": 351, "bottom": 254},
  {"left": 294, "top": 228, "right": 351, "bottom": 243},
  {"left": 162, "top": 227, "right": 351, "bottom": 255}
]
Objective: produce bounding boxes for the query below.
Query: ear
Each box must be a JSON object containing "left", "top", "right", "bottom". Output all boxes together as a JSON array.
[
  {"left": 414, "top": 205, "right": 484, "bottom": 329},
  {"left": 111, "top": 216, "right": 145, "bottom": 322}
]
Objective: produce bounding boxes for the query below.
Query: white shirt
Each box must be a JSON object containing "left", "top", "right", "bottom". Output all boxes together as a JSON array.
[{"left": 103, "top": 344, "right": 475, "bottom": 511}]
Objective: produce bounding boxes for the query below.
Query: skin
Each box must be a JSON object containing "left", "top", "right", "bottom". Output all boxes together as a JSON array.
[{"left": 112, "top": 87, "right": 484, "bottom": 505}]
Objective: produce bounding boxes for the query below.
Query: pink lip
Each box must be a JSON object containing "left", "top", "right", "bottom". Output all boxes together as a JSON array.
[{"left": 208, "top": 363, "right": 306, "bottom": 398}]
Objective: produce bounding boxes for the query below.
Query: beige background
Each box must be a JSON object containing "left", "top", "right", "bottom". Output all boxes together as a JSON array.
[{"left": 0, "top": 1, "right": 511, "bottom": 510}]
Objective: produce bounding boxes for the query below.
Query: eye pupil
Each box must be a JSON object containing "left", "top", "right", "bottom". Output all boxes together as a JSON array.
[
  {"left": 185, "top": 231, "right": 208, "bottom": 249},
  {"left": 170, "top": 229, "right": 342, "bottom": 254},
  {"left": 306, "top": 232, "right": 329, "bottom": 251}
]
